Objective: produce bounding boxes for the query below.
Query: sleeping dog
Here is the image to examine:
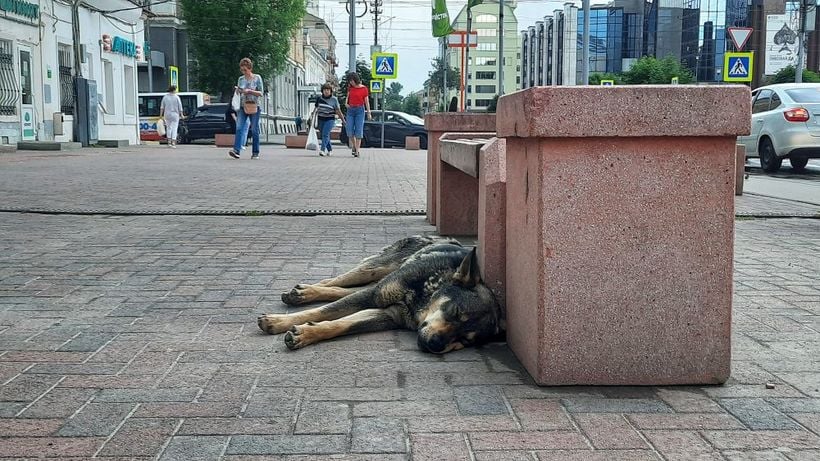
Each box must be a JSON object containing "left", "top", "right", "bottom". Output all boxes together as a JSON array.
[{"left": 257, "top": 236, "right": 504, "bottom": 354}]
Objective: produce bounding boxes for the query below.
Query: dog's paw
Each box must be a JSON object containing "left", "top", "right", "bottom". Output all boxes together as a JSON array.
[
  {"left": 284, "top": 325, "right": 308, "bottom": 350},
  {"left": 257, "top": 314, "right": 295, "bottom": 335},
  {"left": 281, "top": 284, "right": 311, "bottom": 306}
]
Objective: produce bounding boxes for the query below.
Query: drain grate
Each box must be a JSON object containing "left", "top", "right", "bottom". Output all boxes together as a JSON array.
[{"left": 0, "top": 207, "right": 427, "bottom": 217}]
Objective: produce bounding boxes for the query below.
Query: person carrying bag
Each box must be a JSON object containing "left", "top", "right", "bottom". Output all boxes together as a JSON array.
[
  {"left": 305, "top": 112, "right": 319, "bottom": 153},
  {"left": 227, "top": 57, "right": 264, "bottom": 160}
]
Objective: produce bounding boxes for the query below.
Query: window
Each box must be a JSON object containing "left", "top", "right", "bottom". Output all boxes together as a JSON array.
[
  {"left": 124, "top": 65, "right": 135, "bottom": 115},
  {"left": 785, "top": 88, "right": 820, "bottom": 103},
  {"left": 477, "top": 29, "right": 496, "bottom": 37},
  {"left": 477, "top": 43, "right": 497, "bottom": 51},
  {"left": 103, "top": 60, "right": 115, "bottom": 113},
  {"left": 769, "top": 92, "right": 782, "bottom": 111},
  {"left": 476, "top": 71, "right": 496, "bottom": 80},
  {"left": 476, "top": 14, "right": 496, "bottom": 23},
  {"left": 0, "top": 40, "right": 16, "bottom": 115},
  {"left": 516, "top": 76, "right": 521, "bottom": 84},
  {"left": 475, "top": 57, "right": 496, "bottom": 66},
  {"left": 20, "top": 49, "right": 32, "bottom": 105},
  {"left": 58, "top": 44, "right": 73, "bottom": 114},
  {"left": 476, "top": 85, "right": 496, "bottom": 93},
  {"left": 752, "top": 90, "right": 772, "bottom": 114},
  {"left": 475, "top": 99, "right": 492, "bottom": 107},
  {"left": 467, "top": 85, "right": 471, "bottom": 93}
]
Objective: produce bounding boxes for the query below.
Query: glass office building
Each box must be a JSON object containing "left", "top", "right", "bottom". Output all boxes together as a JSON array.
[{"left": 519, "top": 0, "right": 809, "bottom": 86}]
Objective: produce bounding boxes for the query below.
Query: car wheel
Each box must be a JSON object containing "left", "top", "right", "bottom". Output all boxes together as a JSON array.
[
  {"left": 418, "top": 134, "right": 428, "bottom": 150},
  {"left": 758, "top": 137, "right": 782, "bottom": 173},
  {"left": 177, "top": 131, "right": 190, "bottom": 144},
  {"left": 789, "top": 157, "right": 809, "bottom": 172}
]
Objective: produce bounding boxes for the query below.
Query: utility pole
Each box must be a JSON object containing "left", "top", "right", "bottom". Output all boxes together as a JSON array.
[
  {"left": 348, "top": 0, "right": 356, "bottom": 73},
  {"left": 498, "top": 0, "right": 504, "bottom": 95},
  {"left": 464, "top": 8, "right": 472, "bottom": 111},
  {"left": 442, "top": 39, "right": 447, "bottom": 110},
  {"left": 796, "top": 0, "right": 809, "bottom": 83},
  {"left": 145, "top": 1, "right": 153, "bottom": 91},
  {"left": 581, "top": 0, "right": 590, "bottom": 85},
  {"left": 371, "top": 0, "right": 384, "bottom": 148}
]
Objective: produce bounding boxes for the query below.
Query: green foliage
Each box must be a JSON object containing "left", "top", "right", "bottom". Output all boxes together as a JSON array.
[
  {"left": 486, "top": 94, "right": 499, "bottom": 113},
  {"left": 620, "top": 56, "right": 693, "bottom": 84},
  {"left": 384, "top": 82, "right": 404, "bottom": 111},
  {"left": 337, "top": 61, "right": 374, "bottom": 113},
  {"left": 588, "top": 72, "right": 623, "bottom": 85},
  {"left": 180, "top": 0, "right": 305, "bottom": 100},
  {"left": 426, "top": 57, "right": 461, "bottom": 97},
  {"left": 402, "top": 94, "right": 422, "bottom": 116},
  {"left": 768, "top": 65, "right": 820, "bottom": 84}
]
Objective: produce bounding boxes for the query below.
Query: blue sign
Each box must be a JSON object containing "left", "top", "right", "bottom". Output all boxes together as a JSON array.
[
  {"left": 723, "top": 52, "right": 753, "bottom": 82},
  {"left": 371, "top": 53, "right": 398, "bottom": 79}
]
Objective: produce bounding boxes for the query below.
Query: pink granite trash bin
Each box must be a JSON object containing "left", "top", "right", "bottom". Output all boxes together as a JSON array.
[
  {"left": 497, "top": 86, "right": 751, "bottom": 386},
  {"left": 424, "top": 114, "right": 496, "bottom": 225}
]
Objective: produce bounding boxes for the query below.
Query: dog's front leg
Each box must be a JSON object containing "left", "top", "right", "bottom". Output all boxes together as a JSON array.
[
  {"left": 284, "top": 307, "right": 401, "bottom": 350},
  {"left": 259, "top": 289, "right": 378, "bottom": 335}
]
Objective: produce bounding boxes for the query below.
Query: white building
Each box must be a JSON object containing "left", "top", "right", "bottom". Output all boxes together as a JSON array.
[{"left": 0, "top": 0, "right": 145, "bottom": 147}]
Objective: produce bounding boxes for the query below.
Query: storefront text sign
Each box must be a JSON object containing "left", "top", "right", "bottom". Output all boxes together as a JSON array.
[
  {"left": 102, "top": 34, "right": 136, "bottom": 58},
  {"left": 0, "top": 0, "right": 39, "bottom": 20}
]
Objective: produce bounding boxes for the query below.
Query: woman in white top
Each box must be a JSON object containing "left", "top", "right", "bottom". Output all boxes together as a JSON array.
[{"left": 160, "top": 85, "right": 184, "bottom": 148}]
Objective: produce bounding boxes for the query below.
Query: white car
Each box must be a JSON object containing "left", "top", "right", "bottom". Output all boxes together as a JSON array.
[{"left": 738, "top": 83, "right": 820, "bottom": 172}]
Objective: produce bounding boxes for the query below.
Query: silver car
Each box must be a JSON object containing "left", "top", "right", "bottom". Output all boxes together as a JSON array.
[{"left": 738, "top": 83, "right": 820, "bottom": 173}]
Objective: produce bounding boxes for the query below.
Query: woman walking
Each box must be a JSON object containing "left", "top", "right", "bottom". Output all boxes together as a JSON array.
[
  {"left": 311, "top": 83, "right": 345, "bottom": 157},
  {"left": 160, "top": 85, "right": 183, "bottom": 148},
  {"left": 344, "top": 73, "right": 371, "bottom": 157},
  {"left": 228, "top": 57, "right": 264, "bottom": 159}
]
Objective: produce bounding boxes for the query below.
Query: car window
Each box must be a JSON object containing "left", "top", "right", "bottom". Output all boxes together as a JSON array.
[
  {"left": 752, "top": 90, "right": 772, "bottom": 114},
  {"left": 785, "top": 88, "right": 820, "bottom": 103},
  {"left": 769, "top": 92, "right": 782, "bottom": 110}
]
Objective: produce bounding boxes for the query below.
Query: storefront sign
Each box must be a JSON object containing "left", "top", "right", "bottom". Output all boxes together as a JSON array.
[
  {"left": 101, "top": 34, "right": 136, "bottom": 58},
  {"left": 0, "top": 0, "right": 39, "bottom": 20}
]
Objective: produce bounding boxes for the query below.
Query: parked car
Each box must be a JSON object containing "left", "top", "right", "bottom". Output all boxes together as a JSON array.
[
  {"left": 178, "top": 103, "right": 234, "bottom": 144},
  {"left": 339, "top": 110, "right": 428, "bottom": 149},
  {"left": 738, "top": 83, "right": 820, "bottom": 172}
]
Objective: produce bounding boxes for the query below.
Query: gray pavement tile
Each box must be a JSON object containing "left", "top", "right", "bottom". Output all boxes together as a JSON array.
[
  {"left": 226, "top": 434, "right": 348, "bottom": 455},
  {"left": 57, "top": 402, "right": 135, "bottom": 436},
  {"left": 351, "top": 417, "right": 407, "bottom": 453},
  {"left": 454, "top": 385, "right": 509, "bottom": 415},
  {"left": 561, "top": 397, "right": 673, "bottom": 413},
  {"left": 719, "top": 398, "right": 802, "bottom": 430},
  {"left": 159, "top": 435, "right": 228, "bottom": 461}
]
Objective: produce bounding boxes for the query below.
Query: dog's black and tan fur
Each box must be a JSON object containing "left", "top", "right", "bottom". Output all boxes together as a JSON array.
[{"left": 257, "top": 236, "right": 504, "bottom": 353}]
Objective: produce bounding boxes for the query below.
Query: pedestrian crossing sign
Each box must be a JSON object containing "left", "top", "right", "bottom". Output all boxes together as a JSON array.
[
  {"left": 370, "top": 80, "right": 383, "bottom": 93},
  {"left": 723, "top": 51, "right": 753, "bottom": 82},
  {"left": 371, "top": 53, "right": 398, "bottom": 79}
]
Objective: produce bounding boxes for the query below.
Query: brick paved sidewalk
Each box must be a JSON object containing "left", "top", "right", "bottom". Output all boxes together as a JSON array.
[{"left": 0, "top": 212, "right": 818, "bottom": 460}]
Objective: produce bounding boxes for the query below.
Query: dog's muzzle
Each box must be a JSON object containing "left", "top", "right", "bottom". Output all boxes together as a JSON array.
[{"left": 418, "top": 333, "right": 448, "bottom": 354}]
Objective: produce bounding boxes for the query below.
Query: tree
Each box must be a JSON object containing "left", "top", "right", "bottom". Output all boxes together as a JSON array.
[
  {"left": 402, "top": 94, "right": 422, "bottom": 116},
  {"left": 384, "top": 82, "right": 404, "bottom": 111},
  {"left": 769, "top": 65, "right": 820, "bottom": 84},
  {"left": 620, "top": 56, "right": 694, "bottom": 84},
  {"left": 425, "top": 57, "right": 461, "bottom": 99},
  {"left": 180, "top": 0, "right": 305, "bottom": 100},
  {"left": 336, "top": 60, "right": 374, "bottom": 113}
]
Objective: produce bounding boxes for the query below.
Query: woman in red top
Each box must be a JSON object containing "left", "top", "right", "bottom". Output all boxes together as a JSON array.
[{"left": 345, "top": 73, "right": 372, "bottom": 157}]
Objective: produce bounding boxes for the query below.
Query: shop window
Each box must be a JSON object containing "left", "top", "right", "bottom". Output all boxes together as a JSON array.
[
  {"left": 58, "top": 44, "right": 74, "bottom": 114},
  {"left": 0, "top": 40, "right": 17, "bottom": 115},
  {"left": 104, "top": 60, "right": 115, "bottom": 114},
  {"left": 124, "top": 65, "right": 135, "bottom": 115}
]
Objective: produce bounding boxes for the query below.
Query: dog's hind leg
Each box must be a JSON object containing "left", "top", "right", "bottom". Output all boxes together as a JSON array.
[
  {"left": 281, "top": 284, "right": 363, "bottom": 306},
  {"left": 259, "top": 289, "right": 378, "bottom": 335},
  {"left": 283, "top": 307, "right": 402, "bottom": 350}
]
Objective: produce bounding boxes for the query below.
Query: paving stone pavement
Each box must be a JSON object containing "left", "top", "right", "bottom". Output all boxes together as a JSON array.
[{"left": 0, "top": 145, "right": 818, "bottom": 460}]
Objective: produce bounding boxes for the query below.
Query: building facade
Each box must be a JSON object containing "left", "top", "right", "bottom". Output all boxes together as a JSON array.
[
  {"left": 444, "top": 1, "right": 520, "bottom": 111},
  {"left": 138, "top": 0, "right": 191, "bottom": 93},
  {"left": 520, "top": 0, "right": 820, "bottom": 88},
  {"left": 1, "top": 0, "right": 146, "bottom": 146}
]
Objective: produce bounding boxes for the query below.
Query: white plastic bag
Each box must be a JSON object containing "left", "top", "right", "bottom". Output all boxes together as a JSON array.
[
  {"left": 231, "top": 92, "right": 241, "bottom": 112},
  {"left": 156, "top": 118, "right": 166, "bottom": 137},
  {"left": 305, "top": 126, "right": 319, "bottom": 152}
]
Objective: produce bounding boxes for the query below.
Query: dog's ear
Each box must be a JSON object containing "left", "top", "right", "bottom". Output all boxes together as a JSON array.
[{"left": 453, "top": 248, "right": 480, "bottom": 287}]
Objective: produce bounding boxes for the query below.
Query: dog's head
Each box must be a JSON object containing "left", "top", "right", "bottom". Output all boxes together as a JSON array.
[{"left": 417, "top": 248, "right": 504, "bottom": 354}]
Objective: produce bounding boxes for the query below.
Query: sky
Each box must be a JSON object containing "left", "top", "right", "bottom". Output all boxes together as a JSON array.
[{"left": 312, "top": 0, "right": 580, "bottom": 93}]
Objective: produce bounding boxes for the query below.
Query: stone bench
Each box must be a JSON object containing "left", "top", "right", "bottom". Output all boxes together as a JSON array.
[
  {"left": 285, "top": 134, "right": 308, "bottom": 149},
  {"left": 497, "top": 85, "right": 750, "bottom": 386},
  {"left": 436, "top": 136, "right": 494, "bottom": 236},
  {"left": 424, "top": 113, "right": 496, "bottom": 226}
]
